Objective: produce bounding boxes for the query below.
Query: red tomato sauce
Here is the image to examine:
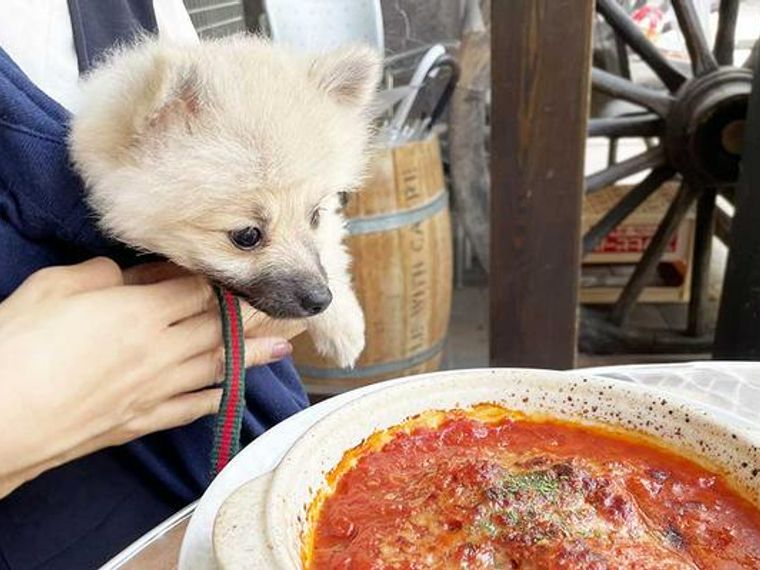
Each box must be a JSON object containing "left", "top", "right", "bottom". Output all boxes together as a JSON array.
[{"left": 306, "top": 408, "right": 760, "bottom": 569}]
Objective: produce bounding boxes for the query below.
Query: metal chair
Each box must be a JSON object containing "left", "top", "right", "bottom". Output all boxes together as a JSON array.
[
  {"left": 261, "top": 0, "right": 452, "bottom": 128},
  {"left": 262, "top": 0, "right": 384, "bottom": 53}
]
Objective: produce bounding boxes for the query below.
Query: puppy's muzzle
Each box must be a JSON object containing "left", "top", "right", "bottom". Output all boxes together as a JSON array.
[
  {"left": 298, "top": 285, "right": 332, "bottom": 316},
  {"left": 232, "top": 273, "right": 333, "bottom": 319}
]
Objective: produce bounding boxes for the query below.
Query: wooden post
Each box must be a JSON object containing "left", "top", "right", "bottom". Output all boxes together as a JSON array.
[
  {"left": 713, "top": 55, "right": 760, "bottom": 359},
  {"left": 489, "top": 0, "right": 595, "bottom": 368}
]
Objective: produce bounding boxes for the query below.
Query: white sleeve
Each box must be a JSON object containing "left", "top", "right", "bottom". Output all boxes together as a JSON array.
[
  {"left": 154, "top": 0, "right": 201, "bottom": 44},
  {"left": 0, "top": 0, "right": 200, "bottom": 113}
]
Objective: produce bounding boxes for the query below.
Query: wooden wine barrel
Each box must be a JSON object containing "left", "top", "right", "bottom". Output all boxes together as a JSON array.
[{"left": 293, "top": 135, "right": 453, "bottom": 396}]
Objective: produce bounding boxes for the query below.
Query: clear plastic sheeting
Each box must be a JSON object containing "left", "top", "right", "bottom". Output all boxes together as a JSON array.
[{"left": 581, "top": 361, "right": 760, "bottom": 429}]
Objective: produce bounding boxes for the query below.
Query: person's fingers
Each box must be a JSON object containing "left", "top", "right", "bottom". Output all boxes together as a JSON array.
[
  {"left": 162, "top": 309, "right": 223, "bottom": 361},
  {"left": 140, "top": 275, "right": 215, "bottom": 324},
  {"left": 62, "top": 257, "right": 124, "bottom": 290},
  {"left": 155, "top": 300, "right": 301, "bottom": 371},
  {"left": 38, "top": 387, "right": 223, "bottom": 467},
  {"left": 243, "top": 336, "right": 293, "bottom": 367},
  {"left": 168, "top": 350, "right": 225, "bottom": 393},
  {"left": 157, "top": 337, "right": 293, "bottom": 396},
  {"left": 240, "top": 303, "right": 307, "bottom": 340},
  {"left": 124, "top": 389, "right": 223, "bottom": 439},
  {"left": 123, "top": 262, "right": 193, "bottom": 286},
  {"left": 22, "top": 257, "right": 123, "bottom": 300}
]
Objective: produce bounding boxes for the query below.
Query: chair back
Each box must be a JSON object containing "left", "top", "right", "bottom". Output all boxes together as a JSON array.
[{"left": 263, "top": 0, "right": 384, "bottom": 53}]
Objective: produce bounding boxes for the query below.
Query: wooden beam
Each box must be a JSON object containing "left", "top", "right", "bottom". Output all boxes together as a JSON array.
[
  {"left": 489, "top": 0, "right": 594, "bottom": 368},
  {"left": 714, "top": 54, "right": 760, "bottom": 359}
]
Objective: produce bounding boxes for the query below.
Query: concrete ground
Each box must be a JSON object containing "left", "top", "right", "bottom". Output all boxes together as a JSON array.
[{"left": 440, "top": 235, "right": 727, "bottom": 370}]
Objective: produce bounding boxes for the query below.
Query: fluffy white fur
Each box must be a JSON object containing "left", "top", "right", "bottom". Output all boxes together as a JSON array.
[{"left": 69, "top": 35, "right": 381, "bottom": 367}]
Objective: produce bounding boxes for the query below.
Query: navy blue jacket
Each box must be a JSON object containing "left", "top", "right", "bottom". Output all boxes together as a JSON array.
[{"left": 0, "top": 46, "right": 308, "bottom": 569}]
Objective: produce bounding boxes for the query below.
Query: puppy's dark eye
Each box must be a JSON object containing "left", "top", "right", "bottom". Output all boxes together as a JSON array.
[
  {"left": 310, "top": 208, "right": 322, "bottom": 229},
  {"left": 229, "top": 227, "right": 263, "bottom": 250}
]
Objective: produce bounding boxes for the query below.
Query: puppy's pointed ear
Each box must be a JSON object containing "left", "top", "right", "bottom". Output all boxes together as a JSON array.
[
  {"left": 71, "top": 42, "right": 208, "bottom": 172},
  {"left": 138, "top": 59, "right": 204, "bottom": 135},
  {"left": 309, "top": 45, "right": 382, "bottom": 109}
]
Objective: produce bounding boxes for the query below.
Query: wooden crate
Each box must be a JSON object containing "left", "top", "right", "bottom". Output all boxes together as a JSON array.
[
  {"left": 582, "top": 182, "right": 695, "bottom": 264},
  {"left": 580, "top": 262, "right": 691, "bottom": 304},
  {"left": 580, "top": 183, "right": 695, "bottom": 304}
]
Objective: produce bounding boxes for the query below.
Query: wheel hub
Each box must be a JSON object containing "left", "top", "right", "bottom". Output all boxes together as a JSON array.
[{"left": 665, "top": 68, "right": 753, "bottom": 187}]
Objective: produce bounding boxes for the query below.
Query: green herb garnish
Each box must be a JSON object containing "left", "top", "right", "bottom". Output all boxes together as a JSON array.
[{"left": 501, "top": 471, "right": 559, "bottom": 500}]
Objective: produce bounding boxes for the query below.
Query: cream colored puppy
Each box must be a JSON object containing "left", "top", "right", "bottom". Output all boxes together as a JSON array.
[{"left": 69, "top": 36, "right": 381, "bottom": 368}]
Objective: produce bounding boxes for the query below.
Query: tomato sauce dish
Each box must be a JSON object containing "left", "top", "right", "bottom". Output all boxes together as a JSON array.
[{"left": 211, "top": 369, "right": 760, "bottom": 569}]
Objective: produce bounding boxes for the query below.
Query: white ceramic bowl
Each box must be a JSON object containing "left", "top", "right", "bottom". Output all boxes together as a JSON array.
[{"left": 213, "top": 368, "right": 760, "bottom": 569}]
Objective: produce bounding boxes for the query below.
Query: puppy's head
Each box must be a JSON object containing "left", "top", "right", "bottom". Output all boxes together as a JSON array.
[{"left": 69, "top": 36, "right": 380, "bottom": 318}]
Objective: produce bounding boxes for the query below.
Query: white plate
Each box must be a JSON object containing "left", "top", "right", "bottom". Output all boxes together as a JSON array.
[{"left": 180, "top": 363, "right": 760, "bottom": 569}]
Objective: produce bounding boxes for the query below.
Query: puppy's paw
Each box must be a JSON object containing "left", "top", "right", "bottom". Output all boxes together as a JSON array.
[{"left": 309, "top": 307, "right": 365, "bottom": 369}]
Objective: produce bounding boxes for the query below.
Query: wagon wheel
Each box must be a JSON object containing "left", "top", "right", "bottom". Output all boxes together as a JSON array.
[
  {"left": 582, "top": 0, "right": 755, "bottom": 352},
  {"left": 450, "top": 0, "right": 756, "bottom": 351}
]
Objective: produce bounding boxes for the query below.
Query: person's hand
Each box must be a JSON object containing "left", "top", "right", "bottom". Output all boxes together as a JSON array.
[
  {"left": 121, "top": 261, "right": 307, "bottom": 341},
  {"left": 0, "top": 258, "right": 305, "bottom": 497}
]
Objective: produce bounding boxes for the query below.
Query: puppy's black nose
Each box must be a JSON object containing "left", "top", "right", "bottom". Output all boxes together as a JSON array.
[{"left": 299, "top": 287, "right": 333, "bottom": 315}]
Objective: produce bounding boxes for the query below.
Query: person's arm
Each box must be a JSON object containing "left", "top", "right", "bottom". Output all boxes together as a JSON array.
[{"left": 0, "top": 257, "right": 302, "bottom": 497}]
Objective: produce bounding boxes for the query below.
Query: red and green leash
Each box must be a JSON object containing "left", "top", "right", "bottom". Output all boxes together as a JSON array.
[{"left": 210, "top": 287, "right": 246, "bottom": 479}]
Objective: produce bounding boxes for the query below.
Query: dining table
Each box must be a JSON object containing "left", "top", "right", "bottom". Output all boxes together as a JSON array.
[{"left": 100, "top": 361, "right": 760, "bottom": 569}]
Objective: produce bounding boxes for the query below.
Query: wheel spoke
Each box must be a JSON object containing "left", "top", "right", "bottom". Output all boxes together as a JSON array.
[
  {"left": 687, "top": 188, "right": 717, "bottom": 336},
  {"left": 614, "top": 34, "right": 632, "bottom": 80},
  {"left": 586, "top": 146, "right": 665, "bottom": 193},
  {"left": 671, "top": 0, "right": 720, "bottom": 75},
  {"left": 596, "top": 0, "right": 687, "bottom": 91},
  {"left": 611, "top": 182, "right": 697, "bottom": 325},
  {"left": 607, "top": 137, "right": 619, "bottom": 167},
  {"left": 592, "top": 68, "right": 674, "bottom": 116},
  {"left": 714, "top": 0, "right": 740, "bottom": 65},
  {"left": 583, "top": 167, "right": 674, "bottom": 254},
  {"left": 588, "top": 114, "right": 663, "bottom": 137}
]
